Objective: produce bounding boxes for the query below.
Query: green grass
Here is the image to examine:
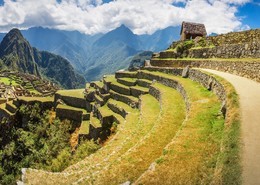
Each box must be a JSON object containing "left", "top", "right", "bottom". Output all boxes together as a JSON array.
[
  {"left": 108, "top": 99, "right": 134, "bottom": 113},
  {"left": 56, "top": 89, "right": 85, "bottom": 99},
  {"left": 79, "top": 121, "right": 90, "bottom": 135},
  {"left": 0, "top": 77, "right": 19, "bottom": 85},
  {"left": 24, "top": 94, "right": 160, "bottom": 184},
  {"left": 57, "top": 104, "right": 87, "bottom": 114},
  {"left": 18, "top": 96, "right": 54, "bottom": 103},
  {"left": 91, "top": 83, "right": 186, "bottom": 184},
  {"left": 89, "top": 114, "right": 101, "bottom": 128},
  {"left": 130, "top": 85, "right": 149, "bottom": 92},
  {"left": 135, "top": 73, "right": 225, "bottom": 185}
]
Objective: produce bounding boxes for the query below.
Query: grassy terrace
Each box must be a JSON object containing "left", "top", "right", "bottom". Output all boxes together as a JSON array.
[
  {"left": 107, "top": 99, "right": 134, "bottom": 113},
  {"left": 56, "top": 104, "right": 87, "bottom": 114},
  {"left": 133, "top": 70, "right": 238, "bottom": 184},
  {"left": 98, "top": 104, "right": 124, "bottom": 124},
  {"left": 130, "top": 85, "right": 149, "bottom": 92},
  {"left": 18, "top": 96, "right": 54, "bottom": 102},
  {"left": 89, "top": 114, "right": 102, "bottom": 128},
  {"left": 152, "top": 58, "right": 260, "bottom": 62},
  {"left": 0, "top": 77, "right": 19, "bottom": 85},
  {"left": 79, "top": 121, "right": 90, "bottom": 135},
  {"left": 56, "top": 89, "right": 85, "bottom": 99},
  {"left": 91, "top": 83, "right": 186, "bottom": 185},
  {"left": 24, "top": 94, "right": 160, "bottom": 184}
]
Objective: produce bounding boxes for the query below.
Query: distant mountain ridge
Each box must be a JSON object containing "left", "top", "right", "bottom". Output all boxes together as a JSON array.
[
  {"left": 0, "top": 29, "right": 85, "bottom": 89},
  {"left": 0, "top": 25, "right": 181, "bottom": 81}
]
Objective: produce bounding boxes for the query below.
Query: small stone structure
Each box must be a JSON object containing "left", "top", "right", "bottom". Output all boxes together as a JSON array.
[{"left": 180, "top": 21, "right": 207, "bottom": 40}]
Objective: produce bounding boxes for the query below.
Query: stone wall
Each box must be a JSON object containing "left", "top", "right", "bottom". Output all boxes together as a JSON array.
[
  {"left": 188, "top": 42, "right": 260, "bottom": 58},
  {"left": 145, "top": 66, "right": 227, "bottom": 105},
  {"left": 110, "top": 90, "right": 139, "bottom": 108},
  {"left": 208, "top": 29, "right": 260, "bottom": 46},
  {"left": 110, "top": 83, "right": 131, "bottom": 96},
  {"left": 56, "top": 106, "right": 83, "bottom": 123},
  {"left": 107, "top": 102, "right": 128, "bottom": 118},
  {"left": 150, "top": 59, "right": 260, "bottom": 83},
  {"left": 54, "top": 93, "right": 86, "bottom": 109},
  {"left": 138, "top": 71, "right": 190, "bottom": 111},
  {"left": 136, "top": 79, "right": 152, "bottom": 88},
  {"left": 165, "top": 29, "right": 260, "bottom": 59},
  {"left": 115, "top": 71, "right": 137, "bottom": 79}
]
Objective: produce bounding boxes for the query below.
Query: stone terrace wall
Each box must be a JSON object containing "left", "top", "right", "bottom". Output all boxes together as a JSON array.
[
  {"left": 150, "top": 60, "right": 260, "bottom": 83},
  {"left": 208, "top": 29, "right": 260, "bottom": 46},
  {"left": 188, "top": 42, "right": 260, "bottom": 58},
  {"left": 166, "top": 29, "right": 260, "bottom": 59},
  {"left": 145, "top": 67, "right": 227, "bottom": 109},
  {"left": 54, "top": 93, "right": 86, "bottom": 109},
  {"left": 138, "top": 71, "right": 190, "bottom": 111}
]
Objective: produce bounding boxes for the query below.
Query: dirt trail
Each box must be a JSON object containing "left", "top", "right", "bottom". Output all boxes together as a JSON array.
[{"left": 201, "top": 69, "right": 260, "bottom": 185}]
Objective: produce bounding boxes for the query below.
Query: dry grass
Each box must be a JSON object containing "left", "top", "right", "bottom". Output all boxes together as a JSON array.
[
  {"left": 24, "top": 94, "right": 160, "bottom": 184},
  {"left": 89, "top": 83, "right": 186, "bottom": 185},
  {"left": 134, "top": 75, "right": 225, "bottom": 185}
]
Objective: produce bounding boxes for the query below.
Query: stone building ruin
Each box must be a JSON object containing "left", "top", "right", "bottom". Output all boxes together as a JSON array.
[{"left": 180, "top": 21, "right": 207, "bottom": 40}]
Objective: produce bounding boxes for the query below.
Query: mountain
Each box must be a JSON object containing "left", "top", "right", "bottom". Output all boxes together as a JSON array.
[
  {"left": 94, "top": 24, "right": 141, "bottom": 49},
  {"left": 0, "top": 25, "right": 180, "bottom": 81},
  {"left": 0, "top": 29, "right": 40, "bottom": 76},
  {"left": 128, "top": 51, "right": 153, "bottom": 70},
  {"left": 0, "top": 28, "right": 85, "bottom": 89},
  {"left": 139, "top": 26, "right": 181, "bottom": 52}
]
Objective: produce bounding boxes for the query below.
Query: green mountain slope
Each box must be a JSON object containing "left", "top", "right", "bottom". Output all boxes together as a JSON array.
[{"left": 0, "top": 28, "right": 85, "bottom": 89}]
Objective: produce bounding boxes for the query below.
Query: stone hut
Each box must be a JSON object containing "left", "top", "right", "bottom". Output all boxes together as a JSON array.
[{"left": 180, "top": 21, "right": 207, "bottom": 40}]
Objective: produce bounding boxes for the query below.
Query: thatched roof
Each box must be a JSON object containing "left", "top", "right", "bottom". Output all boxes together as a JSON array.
[{"left": 180, "top": 21, "right": 207, "bottom": 36}]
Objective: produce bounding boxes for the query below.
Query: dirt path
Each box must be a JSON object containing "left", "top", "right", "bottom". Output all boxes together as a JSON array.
[{"left": 201, "top": 69, "right": 260, "bottom": 185}]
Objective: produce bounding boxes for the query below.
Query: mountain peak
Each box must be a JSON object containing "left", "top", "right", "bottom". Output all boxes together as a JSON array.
[
  {"left": 116, "top": 24, "right": 132, "bottom": 32},
  {"left": 6, "top": 28, "right": 24, "bottom": 40}
]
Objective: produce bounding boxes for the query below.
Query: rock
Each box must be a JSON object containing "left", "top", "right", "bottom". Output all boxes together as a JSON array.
[
  {"left": 207, "top": 77, "right": 214, "bottom": 90},
  {"left": 121, "top": 181, "right": 131, "bottom": 185},
  {"left": 144, "top": 60, "right": 151, "bottom": 67},
  {"left": 221, "top": 101, "right": 227, "bottom": 118},
  {"left": 182, "top": 66, "right": 190, "bottom": 78}
]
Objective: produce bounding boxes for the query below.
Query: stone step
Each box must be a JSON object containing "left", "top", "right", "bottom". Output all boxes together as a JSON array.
[
  {"left": 130, "top": 86, "right": 149, "bottom": 98},
  {"left": 107, "top": 99, "right": 129, "bottom": 118},
  {"left": 110, "top": 81, "right": 131, "bottom": 96},
  {"left": 136, "top": 79, "right": 152, "bottom": 88},
  {"left": 94, "top": 94, "right": 105, "bottom": 106},
  {"left": 115, "top": 71, "right": 137, "bottom": 79},
  {"left": 56, "top": 104, "right": 89, "bottom": 122},
  {"left": 117, "top": 78, "right": 137, "bottom": 86},
  {"left": 0, "top": 103, "right": 15, "bottom": 118},
  {"left": 110, "top": 90, "right": 139, "bottom": 109},
  {"left": 5, "top": 101, "right": 17, "bottom": 113}
]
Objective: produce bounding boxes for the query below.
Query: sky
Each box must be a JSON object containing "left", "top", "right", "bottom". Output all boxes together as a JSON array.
[{"left": 0, "top": 0, "right": 259, "bottom": 35}]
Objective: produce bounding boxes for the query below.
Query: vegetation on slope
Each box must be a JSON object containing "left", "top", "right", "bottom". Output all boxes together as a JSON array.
[
  {"left": 0, "top": 104, "right": 100, "bottom": 185},
  {"left": 0, "top": 28, "right": 85, "bottom": 89}
]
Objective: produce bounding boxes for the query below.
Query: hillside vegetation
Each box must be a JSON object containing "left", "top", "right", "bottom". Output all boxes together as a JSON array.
[{"left": 0, "top": 29, "right": 85, "bottom": 89}]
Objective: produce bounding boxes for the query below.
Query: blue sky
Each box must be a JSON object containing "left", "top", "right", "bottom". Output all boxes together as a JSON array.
[{"left": 0, "top": 0, "right": 259, "bottom": 34}]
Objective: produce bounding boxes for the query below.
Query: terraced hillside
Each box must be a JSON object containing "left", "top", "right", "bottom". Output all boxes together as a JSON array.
[{"left": 17, "top": 64, "right": 241, "bottom": 185}]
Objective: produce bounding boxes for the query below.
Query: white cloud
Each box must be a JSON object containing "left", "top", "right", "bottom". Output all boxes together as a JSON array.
[{"left": 0, "top": 0, "right": 251, "bottom": 34}]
